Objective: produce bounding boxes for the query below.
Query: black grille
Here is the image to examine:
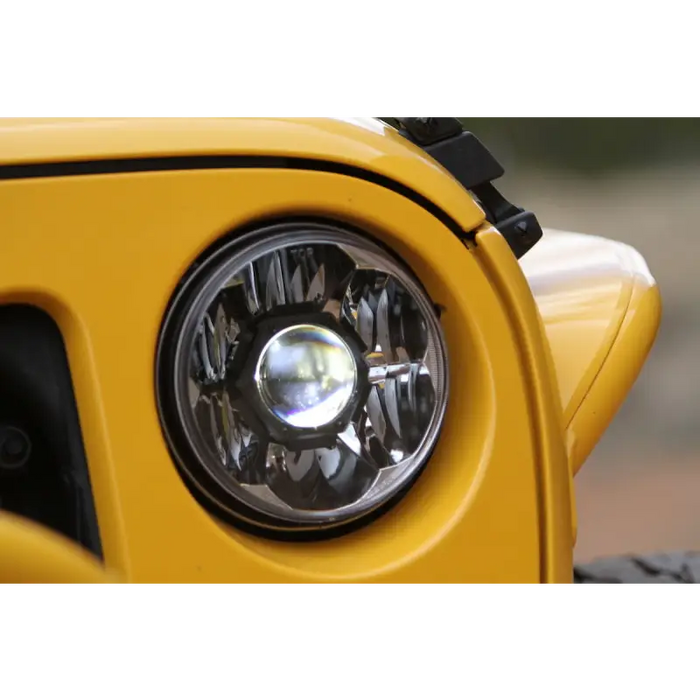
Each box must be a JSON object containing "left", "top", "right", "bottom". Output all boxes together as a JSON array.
[{"left": 0, "top": 305, "right": 102, "bottom": 557}]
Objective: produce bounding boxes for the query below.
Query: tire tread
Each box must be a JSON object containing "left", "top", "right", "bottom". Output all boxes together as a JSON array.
[{"left": 575, "top": 552, "right": 700, "bottom": 583}]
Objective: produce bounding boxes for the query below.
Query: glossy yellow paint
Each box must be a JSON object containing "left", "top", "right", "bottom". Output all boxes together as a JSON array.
[
  {"left": 473, "top": 227, "right": 574, "bottom": 583},
  {"left": 0, "top": 513, "right": 114, "bottom": 583},
  {"left": 0, "top": 117, "right": 657, "bottom": 583},
  {"left": 521, "top": 229, "right": 661, "bottom": 474},
  {"left": 0, "top": 166, "right": 548, "bottom": 583},
  {"left": 0, "top": 118, "right": 485, "bottom": 234}
]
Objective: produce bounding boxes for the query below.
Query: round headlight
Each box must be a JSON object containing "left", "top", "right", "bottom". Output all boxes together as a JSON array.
[{"left": 157, "top": 222, "right": 448, "bottom": 535}]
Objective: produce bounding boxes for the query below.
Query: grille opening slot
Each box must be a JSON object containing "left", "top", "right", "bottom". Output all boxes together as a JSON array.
[{"left": 0, "top": 305, "right": 101, "bottom": 557}]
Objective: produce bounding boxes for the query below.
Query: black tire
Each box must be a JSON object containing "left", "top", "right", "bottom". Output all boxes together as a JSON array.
[{"left": 575, "top": 552, "right": 700, "bottom": 583}]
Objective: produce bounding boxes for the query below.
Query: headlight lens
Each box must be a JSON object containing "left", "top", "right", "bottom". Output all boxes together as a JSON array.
[
  {"left": 255, "top": 324, "right": 359, "bottom": 430},
  {"left": 157, "top": 222, "right": 448, "bottom": 534}
]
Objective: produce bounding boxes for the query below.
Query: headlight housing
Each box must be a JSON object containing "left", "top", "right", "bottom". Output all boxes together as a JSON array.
[{"left": 156, "top": 221, "right": 449, "bottom": 536}]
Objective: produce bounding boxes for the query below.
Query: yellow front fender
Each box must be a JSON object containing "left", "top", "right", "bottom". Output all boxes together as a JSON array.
[{"left": 521, "top": 229, "right": 662, "bottom": 475}]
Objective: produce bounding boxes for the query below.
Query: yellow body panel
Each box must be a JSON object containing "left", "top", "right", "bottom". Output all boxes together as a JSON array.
[
  {"left": 0, "top": 118, "right": 485, "bottom": 234},
  {"left": 0, "top": 167, "right": 549, "bottom": 583},
  {"left": 0, "top": 513, "right": 115, "bottom": 583},
  {"left": 474, "top": 228, "right": 574, "bottom": 582},
  {"left": 521, "top": 229, "right": 661, "bottom": 474}
]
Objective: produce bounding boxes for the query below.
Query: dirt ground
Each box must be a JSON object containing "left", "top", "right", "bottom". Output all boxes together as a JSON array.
[{"left": 508, "top": 165, "right": 700, "bottom": 562}]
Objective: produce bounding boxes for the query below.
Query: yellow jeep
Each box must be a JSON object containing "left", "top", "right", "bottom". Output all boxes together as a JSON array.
[{"left": 0, "top": 117, "right": 661, "bottom": 583}]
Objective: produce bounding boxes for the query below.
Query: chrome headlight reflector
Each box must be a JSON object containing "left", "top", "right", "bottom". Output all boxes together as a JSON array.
[{"left": 157, "top": 222, "right": 448, "bottom": 534}]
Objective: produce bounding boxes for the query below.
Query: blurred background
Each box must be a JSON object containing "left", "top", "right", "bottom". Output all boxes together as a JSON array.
[{"left": 459, "top": 119, "right": 700, "bottom": 564}]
